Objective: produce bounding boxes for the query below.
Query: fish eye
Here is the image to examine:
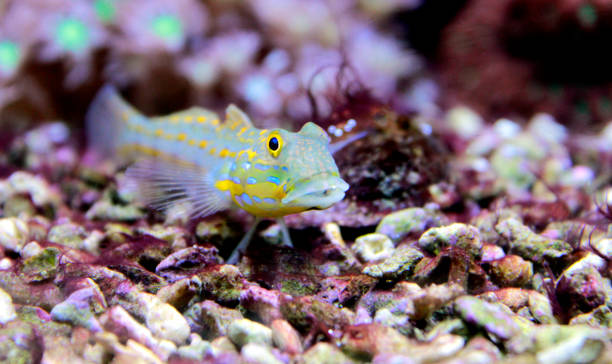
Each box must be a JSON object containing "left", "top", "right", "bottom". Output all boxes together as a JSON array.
[
  {"left": 266, "top": 133, "right": 282, "bottom": 157},
  {"left": 269, "top": 137, "right": 279, "bottom": 151}
]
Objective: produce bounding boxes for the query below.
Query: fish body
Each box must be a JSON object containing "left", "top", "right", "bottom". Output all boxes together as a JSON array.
[{"left": 86, "top": 86, "right": 349, "bottom": 221}]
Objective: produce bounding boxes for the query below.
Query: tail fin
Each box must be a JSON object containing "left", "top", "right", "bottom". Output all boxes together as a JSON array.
[{"left": 85, "top": 85, "right": 139, "bottom": 159}]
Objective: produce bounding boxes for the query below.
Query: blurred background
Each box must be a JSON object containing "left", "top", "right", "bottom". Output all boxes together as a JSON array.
[{"left": 1, "top": 0, "right": 611, "bottom": 134}]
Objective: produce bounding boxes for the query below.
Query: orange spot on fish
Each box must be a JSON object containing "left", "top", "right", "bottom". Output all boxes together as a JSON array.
[
  {"left": 198, "top": 140, "right": 208, "bottom": 148},
  {"left": 209, "top": 148, "right": 217, "bottom": 155},
  {"left": 155, "top": 129, "right": 164, "bottom": 137},
  {"left": 197, "top": 116, "right": 206, "bottom": 123},
  {"left": 177, "top": 133, "right": 187, "bottom": 141},
  {"left": 184, "top": 116, "right": 193, "bottom": 123},
  {"left": 237, "top": 126, "right": 249, "bottom": 136}
]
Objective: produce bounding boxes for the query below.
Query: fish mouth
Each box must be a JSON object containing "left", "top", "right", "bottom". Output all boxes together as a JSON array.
[{"left": 282, "top": 173, "right": 349, "bottom": 209}]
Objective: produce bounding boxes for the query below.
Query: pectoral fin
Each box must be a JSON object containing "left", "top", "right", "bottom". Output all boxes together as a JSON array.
[{"left": 126, "top": 158, "right": 232, "bottom": 218}]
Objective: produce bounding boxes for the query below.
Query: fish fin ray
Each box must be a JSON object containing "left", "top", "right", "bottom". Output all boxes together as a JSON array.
[
  {"left": 225, "top": 104, "right": 254, "bottom": 127},
  {"left": 151, "top": 107, "right": 220, "bottom": 125},
  {"left": 126, "top": 158, "right": 231, "bottom": 218},
  {"left": 329, "top": 130, "right": 369, "bottom": 155}
]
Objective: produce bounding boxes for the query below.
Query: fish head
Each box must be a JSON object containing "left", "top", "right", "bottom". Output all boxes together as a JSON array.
[{"left": 236, "top": 122, "right": 348, "bottom": 216}]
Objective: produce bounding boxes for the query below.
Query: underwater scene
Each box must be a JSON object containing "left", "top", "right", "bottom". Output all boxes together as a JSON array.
[{"left": 0, "top": 0, "right": 611, "bottom": 363}]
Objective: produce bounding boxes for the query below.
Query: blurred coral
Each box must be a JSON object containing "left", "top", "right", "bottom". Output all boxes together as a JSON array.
[{"left": 0, "top": 0, "right": 423, "bottom": 129}]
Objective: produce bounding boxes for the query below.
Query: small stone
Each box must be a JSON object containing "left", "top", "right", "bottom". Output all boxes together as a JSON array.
[
  {"left": 197, "top": 264, "right": 246, "bottom": 304},
  {"left": 0, "top": 320, "right": 41, "bottom": 363},
  {"left": 176, "top": 334, "right": 213, "bottom": 361},
  {"left": 0, "top": 270, "right": 64, "bottom": 310},
  {"left": 86, "top": 198, "right": 145, "bottom": 221},
  {"left": 341, "top": 324, "right": 411, "bottom": 359},
  {"left": 420, "top": 318, "right": 466, "bottom": 342},
  {"left": 352, "top": 233, "right": 394, "bottom": 262},
  {"left": 591, "top": 237, "right": 612, "bottom": 259},
  {"left": 137, "top": 224, "right": 188, "bottom": 246},
  {"left": 569, "top": 304, "right": 611, "bottom": 328},
  {"left": 372, "top": 353, "right": 417, "bottom": 364},
  {"left": 184, "top": 300, "right": 243, "bottom": 339},
  {"left": 104, "top": 222, "right": 133, "bottom": 243},
  {"left": 527, "top": 291, "right": 557, "bottom": 324},
  {"left": 157, "top": 277, "right": 201, "bottom": 310},
  {"left": 490, "top": 143, "right": 537, "bottom": 190},
  {"left": 156, "top": 246, "right": 221, "bottom": 281},
  {"left": 409, "top": 334, "right": 465, "bottom": 362},
  {"left": 211, "top": 336, "right": 238, "bottom": 353},
  {"left": 323, "top": 222, "right": 345, "bottom": 246},
  {"left": 94, "top": 331, "right": 165, "bottom": 364},
  {"left": 528, "top": 113, "right": 567, "bottom": 143},
  {"left": 100, "top": 305, "right": 175, "bottom": 361},
  {"left": 557, "top": 262, "right": 609, "bottom": 315},
  {"left": 259, "top": 223, "right": 283, "bottom": 245},
  {"left": 47, "top": 221, "right": 87, "bottom": 249},
  {"left": 301, "top": 342, "right": 355, "bottom": 364},
  {"left": 495, "top": 218, "right": 572, "bottom": 262},
  {"left": 362, "top": 245, "right": 424, "bottom": 280},
  {"left": 137, "top": 292, "right": 191, "bottom": 345},
  {"left": 479, "top": 288, "right": 529, "bottom": 312},
  {"left": 507, "top": 324, "right": 608, "bottom": 362},
  {"left": 480, "top": 243, "right": 505, "bottom": 262},
  {"left": 322, "top": 222, "right": 360, "bottom": 268},
  {"left": 447, "top": 106, "right": 484, "bottom": 139},
  {"left": 7, "top": 171, "right": 59, "bottom": 207},
  {"left": 376, "top": 206, "right": 443, "bottom": 243},
  {"left": 240, "top": 285, "right": 282, "bottom": 324},
  {"left": 227, "top": 318, "right": 273, "bottom": 347},
  {"left": 3, "top": 195, "right": 36, "bottom": 217},
  {"left": 489, "top": 255, "right": 533, "bottom": 287},
  {"left": 373, "top": 308, "right": 409, "bottom": 332},
  {"left": 42, "top": 334, "right": 87, "bottom": 364},
  {"left": 427, "top": 182, "right": 460, "bottom": 208},
  {"left": 408, "top": 283, "right": 465, "bottom": 320},
  {"left": 454, "top": 296, "right": 527, "bottom": 341},
  {"left": 271, "top": 319, "right": 302, "bottom": 354},
  {"left": 163, "top": 201, "right": 192, "bottom": 225},
  {"left": 450, "top": 336, "right": 502, "bottom": 363},
  {"left": 494, "top": 118, "right": 522, "bottom": 138},
  {"left": 0, "top": 287, "right": 17, "bottom": 324},
  {"left": 563, "top": 251, "right": 607, "bottom": 273},
  {"left": 82, "top": 230, "right": 105, "bottom": 254},
  {"left": 418, "top": 223, "right": 482, "bottom": 258},
  {"left": 51, "top": 282, "right": 106, "bottom": 332},
  {"left": 22, "top": 247, "right": 61, "bottom": 282},
  {"left": 0, "top": 217, "right": 29, "bottom": 252},
  {"left": 241, "top": 343, "right": 284, "bottom": 364},
  {"left": 0, "top": 258, "right": 12, "bottom": 269},
  {"left": 20, "top": 241, "right": 43, "bottom": 260}
]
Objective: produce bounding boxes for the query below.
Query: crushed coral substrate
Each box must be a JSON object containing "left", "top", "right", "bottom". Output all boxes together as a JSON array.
[{"left": 0, "top": 106, "right": 610, "bottom": 364}]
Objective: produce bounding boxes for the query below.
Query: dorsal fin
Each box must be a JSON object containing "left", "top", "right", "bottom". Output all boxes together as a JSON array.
[
  {"left": 152, "top": 107, "right": 220, "bottom": 123},
  {"left": 225, "top": 104, "right": 254, "bottom": 127},
  {"left": 298, "top": 122, "right": 330, "bottom": 143}
]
